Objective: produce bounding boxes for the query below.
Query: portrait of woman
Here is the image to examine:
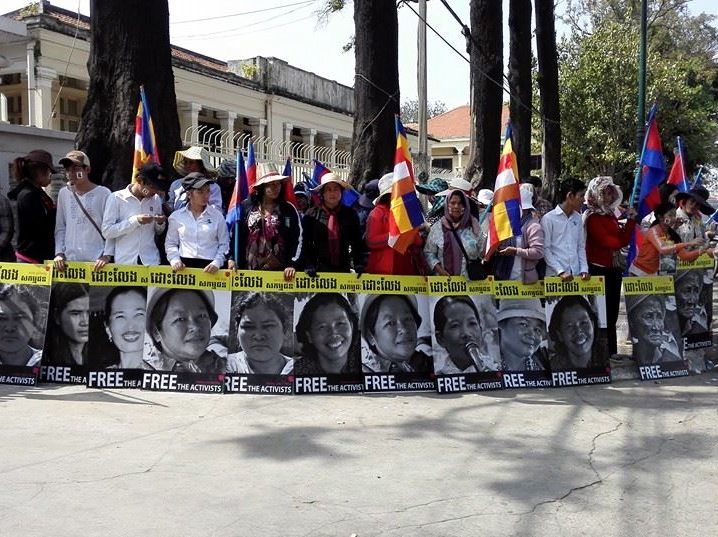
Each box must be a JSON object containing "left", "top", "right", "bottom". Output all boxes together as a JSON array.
[
  {"left": 227, "top": 292, "right": 293, "bottom": 375},
  {"left": 360, "top": 294, "right": 432, "bottom": 373},
  {"left": 432, "top": 296, "right": 498, "bottom": 374},
  {"left": 547, "top": 296, "right": 600, "bottom": 370},
  {"left": 295, "top": 293, "right": 360, "bottom": 375},
  {"left": 102, "top": 286, "right": 148, "bottom": 370},
  {"left": 626, "top": 294, "right": 682, "bottom": 365},
  {"left": 145, "top": 288, "right": 226, "bottom": 374},
  {"left": 44, "top": 283, "right": 90, "bottom": 366},
  {"left": 497, "top": 299, "right": 548, "bottom": 371},
  {"left": 0, "top": 284, "right": 45, "bottom": 367},
  {"left": 674, "top": 270, "right": 709, "bottom": 336}
]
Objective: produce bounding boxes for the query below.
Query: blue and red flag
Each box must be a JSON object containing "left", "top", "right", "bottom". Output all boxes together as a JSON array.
[
  {"left": 666, "top": 136, "right": 689, "bottom": 192},
  {"left": 282, "top": 156, "right": 297, "bottom": 207},
  {"left": 310, "top": 159, "right": 330, "bottom": 189},
  {"left": 226, "top": 149, "right": 249, "bottom": 261},
  {"left": 636, "top": 104, "right": 667, "bottom": 219},
  {"left": 132, "top": 86, "right": 160, "bottom": 183},
  {"left": 388, "top": 116, "right": 425, "bottom": 253},
  {"left": 309, "top": 159, "right": 358, "bottom": 207},
  {"left": 246, "top": 141, "right": 257, "bottom": 192},
  {"left": 486, "top": 122, "right": 522, "bottom": 259}
]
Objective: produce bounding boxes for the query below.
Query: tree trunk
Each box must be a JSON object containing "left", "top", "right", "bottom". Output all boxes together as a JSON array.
[
  {"left": 535, "top": 0, "right": 562, "bottom": 200},
  {"left": 508, "top": 0, "right": 532, "bottom": 181},
  {"left": 465, "top": 0, "right": 503, "bottom": 190},
  {"left": 76, "top": 0, "right": 181, "bottom": 190},
  {"left": 349, "top": 0, "right": 400, "bottom": 190}
]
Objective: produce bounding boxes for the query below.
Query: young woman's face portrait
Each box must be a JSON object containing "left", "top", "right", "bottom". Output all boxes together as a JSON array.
[
  {"left": 238, "top": 306, "right": 284, "bottom": 363},
  {"left": 501, "top": 317, "right": 545, "bottom": 359},
  {"left": 307, "top": 303, "right": 353, "bottom": 364},
  {"left": 106, "top": 290, "right": 146, "bottom": 354},
  {"left": 368, "top": 297, "right": 417, "bottom": 363},
  {"left": 436, "top": 301, "right": 480, "bottom": 362},
  {"left": 156, "top": 293, "right": 212, "bottom": 362},
  {"left": 556, "top": 304, "right": 594, "bottom": 358}
]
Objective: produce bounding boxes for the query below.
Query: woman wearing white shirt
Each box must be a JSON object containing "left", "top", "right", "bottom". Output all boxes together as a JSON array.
[{"left": 165, "top": 173, "right": 229, "bottom": 273}]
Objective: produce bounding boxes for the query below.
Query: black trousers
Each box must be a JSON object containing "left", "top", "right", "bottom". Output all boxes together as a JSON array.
[
  {"left": 180, "top": 257, "right": 215, "bottom": 269},
  {"left": 589, "top": 263, "right": 622, "bottom": 356}
]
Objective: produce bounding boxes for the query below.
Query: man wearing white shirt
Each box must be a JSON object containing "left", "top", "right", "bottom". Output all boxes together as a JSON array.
[
  {"left": 54, "top": 150, "right": 112, "bottom": 272},
  {"left": 541, "top": 178, "right": 590, "bottom": 282},
  {"left": 101, "top": 163, "right": 167, "bottom": 265},
  {"left": 165, "top": 173, "right": 229, "bottom": 273}
]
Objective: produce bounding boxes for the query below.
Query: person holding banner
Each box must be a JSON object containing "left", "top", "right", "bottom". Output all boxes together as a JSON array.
[
  {"left": 548, "top": 296, "right": 599, "bottom": 369},
  {"left": 226, "top": 293, "right": 293, "bottom": 375},
  {"left": 497, "top": 299, "right": 548, "bottom": 371},
  {"left": 285, "top": 173, "right": 363, "bottom": 279},
  {"left": 101, "top": 162, "right": 167, "bottom": 266},
  {"left": 145, "top": 288, "right": 226, "bottom": 374},
  {"left": 229, "top": 163, "right": 301, "bottom": 272},
  {"left": 295, "top": 293, "right": 360, "bottom": 374},
  {"left": 360, "top": 294, "right": 431, "bottom": 373},
  {"left": 0, "top": 284, "right": 43, "bottom": 367},
  {"left": 44, "top": 283, "right": 90, "bottom": 366},
  {"left": 54, "top": 150, "right": 112, "bottom": 272},
  {"left": 433, "top": 296, "right": 497, "bottom": 374},
  {"left": 365, "top": 174, "right": 427, "bottom": 275},
  {"left": 626, "top": 294, "right": 682, "bottom": 365},
  {"left": 165, "top": 173, "right": 229, "bottom": 273},
  {"left": 424, "top": 190, "right": 483, "bottom": 278},
  {"left": 8, "top": 150, "right": 57, "bottom": 264},
  {"left": 103, "top": 287, "right": 148, "bottom": 369},
  {"left": 629, "top": 203, "right": 706, "bottom": 276}
]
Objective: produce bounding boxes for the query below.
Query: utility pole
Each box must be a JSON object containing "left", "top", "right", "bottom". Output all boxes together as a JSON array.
[
  {"left": 416, "top": 0, "right": 429, "bottom": 183},
  {"left": 636, "top": 0, "right": 648, "bottom": 154}
]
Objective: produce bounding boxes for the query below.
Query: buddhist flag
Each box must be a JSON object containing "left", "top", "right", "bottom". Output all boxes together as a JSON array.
[
  {"left": 132, "top": 86, "right": 160, "bottom": 183},
  {"left": 486, "top": 123, "right": 522, "bottom": 258},
  {"left": 388, "top": 116, "right": 424, "bottom": 253}
]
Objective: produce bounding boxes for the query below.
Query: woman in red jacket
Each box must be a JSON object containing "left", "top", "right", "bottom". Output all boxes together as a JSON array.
[
  {"left": 365, "top": 174, "right": 427, "bottom": 275},
  {"left": 584, "top": 176, "right": 636, "bottom": 356}
]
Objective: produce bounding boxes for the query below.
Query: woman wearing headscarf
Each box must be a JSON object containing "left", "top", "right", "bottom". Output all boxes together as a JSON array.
[
  {"left": 7, "top": 150, "right": 57, "bottom": 263},
  {"left": 423, "top": 189, "right": 484, "bottom": 278},
  {"left": 365, "top": 174, "right": 427, "bottom": 275},
  {"left": 583, "top": 176, "right": 636, "bottom": 356},
  {"left": 228, "top": 163, "right": 300, "bottom": 272}
]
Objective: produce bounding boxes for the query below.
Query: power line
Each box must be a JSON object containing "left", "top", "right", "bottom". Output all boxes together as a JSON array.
[{"left": 170, "top": 0, "right": 316, "bottom": 25}]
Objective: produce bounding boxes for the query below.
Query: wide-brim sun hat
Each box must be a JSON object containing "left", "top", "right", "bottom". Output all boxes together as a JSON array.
[
  {"left": 311, "top": 172, "right": 351, "bottom": 192},
  {"left": 253, "top": 162, "right": 289, "bottom": 188},
  {"left": 173, "top": 146, "right": 217, "bottom": 177},
  {"left": 496, "top": 298, "right": 545, "bottom": 322},
  {"left": 436, "top": 178, "right": 475, "bottom": 197},
  {"left": 477, "top": 188, "right": 494, "bottom": 206},
  {"left": 374, "top": 173, "right": 395, "bottom": 205},
  {"left": 416, "top": 178, "right": 449, "bottom": 195},
  {"left": 675, "top": 186, "right": 714, "bottom": 216}
]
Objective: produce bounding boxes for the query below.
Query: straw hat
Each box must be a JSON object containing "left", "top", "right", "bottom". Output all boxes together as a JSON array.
[
  {"left": 173, "top": 146, "right": 217, "bottom": 176},
  {"left": 253, "top": 162, "right": 289, "bottom": 188},
  {"left": 374, "top": 173, "right": 394, "bottom": 205},
  {"left": 311, "top": 172, "right": 351, "bottom": 192}
]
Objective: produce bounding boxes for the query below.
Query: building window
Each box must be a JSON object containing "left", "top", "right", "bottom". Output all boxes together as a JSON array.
[
  {"left": 6, "top": 94, "right": 23, "bottom": 124},
  {"left": 432, "top": 158, "right": 453, "bottom": 171},
  {"left": 58, "top": 97, "right": 82, "bottom": 132}
]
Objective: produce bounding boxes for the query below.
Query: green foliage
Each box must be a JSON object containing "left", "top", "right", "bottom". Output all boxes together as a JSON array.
[{"left": 559, "top": 18, "right": 718, "bottom": 187}]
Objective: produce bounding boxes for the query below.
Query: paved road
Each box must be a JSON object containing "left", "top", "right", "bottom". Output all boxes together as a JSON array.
[{"left": 1, "top": 374, "right": 717, "bottom": 537}]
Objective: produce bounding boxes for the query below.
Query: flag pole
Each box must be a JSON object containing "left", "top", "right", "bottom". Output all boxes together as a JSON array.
[
  {"left": 676, "top": 136, "right": 688, "bottom": 191},
  {"left": 692, "top": 165, "right": 703, "bottom": 189}
]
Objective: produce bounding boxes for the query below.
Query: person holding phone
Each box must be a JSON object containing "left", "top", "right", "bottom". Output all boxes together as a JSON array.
[
  {"left": 101, "top": 163, "right": 167, "bottom": 266},
  {"left": 54, "top": 150, "right": 112, "bottom": 272}
]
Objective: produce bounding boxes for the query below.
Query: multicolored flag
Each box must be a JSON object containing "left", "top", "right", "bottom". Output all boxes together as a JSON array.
[
  {"left": 282, "top": 156, "right": 297, "bottom": 207},
  {"left": 132, "top": 86, "right": 160, "bottom": 183},
  {"left": 310, "top": 159, "right": 331, "bottom": 189},
  {"left": 666, "top": 137, "right": 688, "bottom": 192},
  {"left": 635, "top": 104, "right": 667, "bottom": 219},
  {"left": 485, "top": 123, "right": 522, "bottom": 259},
  {"left": 246, "top": 141, "right": 257, "bottom": 192},
  {"left": 310, "top": 159, "right": 359, "bottom": 207},
  {"left": 226, "top": 149, "right": 249, "bottom": 261},
  {"left": 388, "top": 116, "right": 424, "bottom": 253}
]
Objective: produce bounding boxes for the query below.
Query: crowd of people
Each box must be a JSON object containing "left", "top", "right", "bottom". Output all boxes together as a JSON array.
[{"left": 2, "top": 147, "right": 716, "bottom": 363}]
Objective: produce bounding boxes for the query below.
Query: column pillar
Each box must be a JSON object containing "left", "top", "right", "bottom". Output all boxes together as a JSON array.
[
  {"left": 283, "top": 122, "right": 293, "bottom": 142},
  {"left": 33, "top": 66, "right": 56, "bottom": 129},
  {"left": 216, "top": 111, "right": 237, "bottom": 152},
  {"left": 301, "top": 128, "right": 317, "bottom": 161},
  {"left": 178, "top": 102, "right": 202, "bottom": 144},
  {"left": 247, "top": 118, "right": 267, "bottom": 139}
]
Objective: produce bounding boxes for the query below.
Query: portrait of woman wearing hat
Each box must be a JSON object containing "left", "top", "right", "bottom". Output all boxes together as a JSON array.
[
  {"left": 285, "top": 172, "right": 364, "bottom": 279},
  {"left": 626, "top": 294, "right": 682, "bottom": 366},
  {"left": 360, "top": 294, "right": 432, "bottom": 373},
  {"left": 365, "top": 173, "right": 427, "bottom": 275},
  {"left": 165, "top": 173, "right": 229, "bottom": 273},
  {"left": 8, "top": 149, "right": 57, "bottom": 263},
  {"left": 168, "top": 146, "right": 222, "bottom": 212},
  {"left": 497, "top": 299, "right": 549, "bottom": 371},
  {"left": 228, "top": 162, "right": 301, "bottom": 273},
  {"left": 144, "top": 288, "right": 226, "bottom": 374}
]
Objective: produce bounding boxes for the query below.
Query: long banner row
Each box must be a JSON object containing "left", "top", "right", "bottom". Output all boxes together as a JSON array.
[{"left": 0, "top": 257, "right": 712, "bottom": 394}]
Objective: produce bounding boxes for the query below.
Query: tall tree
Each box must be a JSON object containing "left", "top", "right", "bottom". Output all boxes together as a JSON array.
[
  {"left": 535, "top": 0, "right": 562, "bottom": 197},
  {"left": 349, "top": 0, "right": 400, "bottom": 190},
  {"left": 76, "top": 0, "right": 181, "bottom": 190},
  {"left": 508, "top": 0, "right": 533, "bottom": 179},
  {"left": 465, "top": 0, "right": 503, "bottom": 189}
]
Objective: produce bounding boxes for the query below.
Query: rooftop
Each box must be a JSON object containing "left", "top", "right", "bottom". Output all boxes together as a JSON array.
[{"left": 408, "top": 103, "right": 511, "bottom": 140}]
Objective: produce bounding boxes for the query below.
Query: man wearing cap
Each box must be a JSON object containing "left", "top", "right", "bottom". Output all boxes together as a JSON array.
[
  {"left": 286, "top": 172, "right": 364, "bottom": 279},
  {"left": 101, "top": 162, "right": 167, "bottom": 266},
  {"left": 54, "top": 150, "right": 112, "bottom": 272},
  {"left": 165, "top": 173, "right": 229, "bottom": 273},
  {"left": 168, "top": 146, "right": 223, "bottom": 213}
]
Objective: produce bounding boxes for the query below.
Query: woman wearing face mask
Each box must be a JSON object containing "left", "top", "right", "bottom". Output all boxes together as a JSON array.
[
  {"left": 103, "top": 287, "right": 148, "bottom": 369},
  {"left": 145, "top": 288, "right": 226, "bottom": 374},
  {"left": 548, "top": 296, "right": 600, "bottom": 370},
  {"left": 226, "top": 292, "right": 293, "bottom": 375},
  {"left": 43, "top": 283, "right": 90, "bottom": 367},
  {"left": 295, "top": 293, "right": 360, "bottom": 375},
  {"left": 8, "top": 150, "right": 57, "bottom": 263},
  {"left": 424, "top": 189, "right": 484, "bottom": 278},
  {"left": 360, "top": 294, "right": 431, "bottom": 373},
  {"left": 228, "top": 163, "right": 301, "bottom": 272},
  {"left": 629, "top": 203, "right": 707, "bottom": 277},
  {"left": 433, "top": 296, "right": 498, "bottom": 374}
]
